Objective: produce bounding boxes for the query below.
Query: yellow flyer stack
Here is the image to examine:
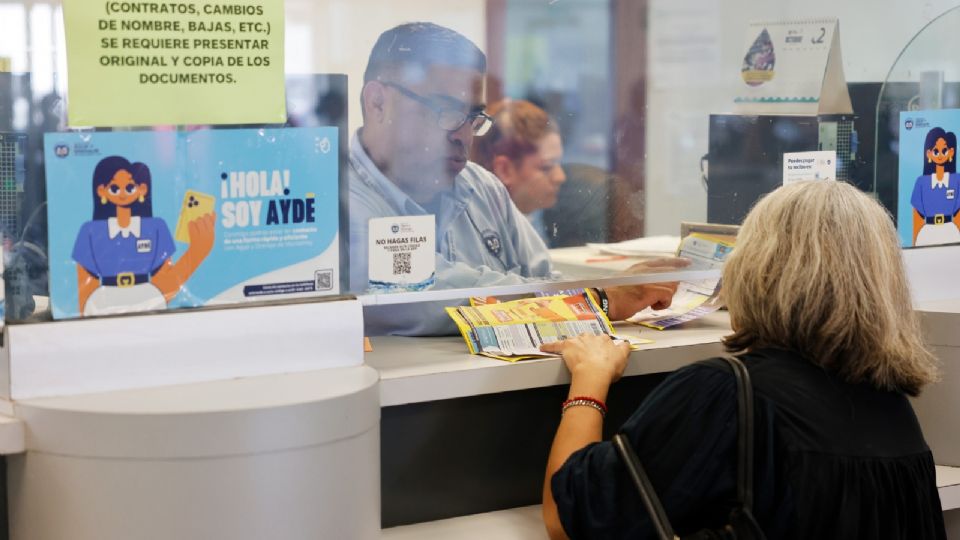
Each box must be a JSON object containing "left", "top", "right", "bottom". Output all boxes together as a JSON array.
[{"left": 446, "top": 292, "right": 647, "bottom": 362}]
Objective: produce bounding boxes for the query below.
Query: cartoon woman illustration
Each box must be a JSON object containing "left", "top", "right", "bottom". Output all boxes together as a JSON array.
[
  {"left": 72, "top": 155, "right": 216, "bottom": 316},
  {"left": 911, "top": 127, "right": 960, "bottom": 246}
]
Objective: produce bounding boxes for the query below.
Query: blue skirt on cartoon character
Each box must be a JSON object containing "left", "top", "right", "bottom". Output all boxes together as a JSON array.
[
  {"left": 911, "top": 173, "right": 960, "bottom": 245},
  {"left": 72, "top": 216, "right": 176, "bottom": 315}
]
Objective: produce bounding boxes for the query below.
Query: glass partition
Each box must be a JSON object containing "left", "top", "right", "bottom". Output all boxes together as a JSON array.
[
  {"left": 874, "top": 5, "right": 960, "bottom": 249},
  {"left": 0, "top": 0, "right": 956, "bottom": 333}
]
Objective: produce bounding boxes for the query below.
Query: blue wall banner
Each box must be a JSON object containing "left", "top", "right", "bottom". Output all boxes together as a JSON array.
[{"left": 44, "top": 127, "right": 339, "bottom": 319}]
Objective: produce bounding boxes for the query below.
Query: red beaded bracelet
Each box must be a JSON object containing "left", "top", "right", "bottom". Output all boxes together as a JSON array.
[{"left": 562, "top": 396, "right": 608, "bottom": 416}]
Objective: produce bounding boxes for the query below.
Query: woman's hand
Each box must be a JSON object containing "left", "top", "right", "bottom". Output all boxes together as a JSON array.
[
  {"left": 541, "top": 334, "right": 630, "bottom": 385},
  {"left": 541, "top": 334, "right": 630, "bottom": 540},
  {"left": 153, "top": 212, "right": 216, "bottom": 301}
]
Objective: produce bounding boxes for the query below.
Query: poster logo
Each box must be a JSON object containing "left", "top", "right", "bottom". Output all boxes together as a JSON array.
[{"left": 318, "top": 137, "right": 332, "bottom": 154}]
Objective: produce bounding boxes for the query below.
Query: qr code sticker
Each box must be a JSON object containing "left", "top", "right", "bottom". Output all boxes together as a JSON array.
[
  {"left": 315, "top": 269, "right": 333, "bottom": 291},
  {"left": 392, "top": 252, "right": 412, "bottom": 275}
]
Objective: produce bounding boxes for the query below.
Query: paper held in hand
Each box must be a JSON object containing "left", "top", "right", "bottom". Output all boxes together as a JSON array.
[
  {"left": 628, "top": 233, "right": 734, "bottom": 330},
  {"left": 628, "top": 279, "right": 723, "bottom": 330},
  {"left": 734, "top": 18, "right": 852, "bottom": 115}
]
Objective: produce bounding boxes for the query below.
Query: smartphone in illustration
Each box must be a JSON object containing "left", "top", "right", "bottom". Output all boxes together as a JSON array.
[{"left": 174, "top": 190, "right": 216, "bottom": 243}]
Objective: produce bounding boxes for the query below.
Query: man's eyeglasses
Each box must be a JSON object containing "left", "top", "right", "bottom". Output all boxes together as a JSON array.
[{"left": 381, "top": 81, "right": 493, "bottom": 136}]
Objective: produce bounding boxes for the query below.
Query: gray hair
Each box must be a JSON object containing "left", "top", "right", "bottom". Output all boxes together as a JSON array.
[{"left": 722, "top": 181, "right": 939, "bottom": 395}]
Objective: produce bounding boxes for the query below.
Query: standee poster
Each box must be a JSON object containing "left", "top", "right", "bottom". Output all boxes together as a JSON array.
[{"left": 898, "top": 110, "right": 960, "bottom": 247}]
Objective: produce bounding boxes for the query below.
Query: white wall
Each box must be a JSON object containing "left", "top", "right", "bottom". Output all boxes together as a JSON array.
[
  {"left": 285, "top": 0, "right": 486, "bottom": 137},
  {"left": 644, "top": 0, "right": 960, "bottom": 235}
]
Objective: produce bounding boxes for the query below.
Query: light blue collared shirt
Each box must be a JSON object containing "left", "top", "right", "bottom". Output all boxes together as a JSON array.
[
  {"left": 348, "top": 131, "right": 556, "bottom": 335},
  {"left": 526, "top": 209, "right": 551, "bottom": 245}
]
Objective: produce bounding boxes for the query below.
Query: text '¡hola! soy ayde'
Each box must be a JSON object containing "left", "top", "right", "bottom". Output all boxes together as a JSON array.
[{"left": 220, "top": 169, "right": 317, "bottom": 229}]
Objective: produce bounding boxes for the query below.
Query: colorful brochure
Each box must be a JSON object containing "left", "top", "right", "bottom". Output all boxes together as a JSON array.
[
  {"left": 676, "top": 232, "right": 734, "bottom": 270},
  {"left": 44, "top": 127, "right": 339, "bottom": 319},
  {"left": 447, "top": 292, "right": 650, "bottom": 362}
]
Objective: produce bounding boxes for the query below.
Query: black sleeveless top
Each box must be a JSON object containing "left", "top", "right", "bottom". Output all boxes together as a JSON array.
[{"left": 552, "top": 347, "right": 946, "bottom": 539}]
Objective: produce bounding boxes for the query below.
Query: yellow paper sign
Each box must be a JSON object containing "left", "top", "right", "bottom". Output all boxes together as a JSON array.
[{"left": 62, "top": 0, "right": 286, "bottom": 127}]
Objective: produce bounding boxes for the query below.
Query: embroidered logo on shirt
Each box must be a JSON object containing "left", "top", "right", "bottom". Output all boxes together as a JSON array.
[
  {"left": 948, "top": 189, "right": 956, "bottom": 200},
  {"left": 482, "top": 230, "right": 502, "bottom": 257},
  {"left": 136, "top": 239, "right": 152, "bottom": 253}
]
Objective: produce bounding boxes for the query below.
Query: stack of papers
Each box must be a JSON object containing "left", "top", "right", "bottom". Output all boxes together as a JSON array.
[
  {"left": 587, "top": 235, "right": 681, "bottom": 257},
  {"left": 676, "top": 232, "right": 735, "bottom": 270}
]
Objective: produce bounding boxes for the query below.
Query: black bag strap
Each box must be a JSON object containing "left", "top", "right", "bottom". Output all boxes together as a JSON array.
[
  {"left": 612, "top": 433, "right": 679, "bottom": 540},
  {"left": 722, "top": 355, "right": 755, "bottom": 513},
  {"left": 613, "top": 355, "right": 754, "bottom": 540}
]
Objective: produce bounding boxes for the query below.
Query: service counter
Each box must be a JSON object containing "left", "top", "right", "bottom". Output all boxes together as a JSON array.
[
  {"left": 375, "top": 303, "right": 960, "bottom": 537},
  {"left": 368, "top": 310, "right": 733, "bottom": 407},
  {"left": 0, "top": 299, "right": 382, "bottom": 540},
  {"left": 9, "top": 366, "right": 381, "bottom": 540},
  {"left": 370, "top": 312, "right": 730, "bottom": 528},
  {"left": 0, "top": 293, "right": 954, "bottom": 538}
]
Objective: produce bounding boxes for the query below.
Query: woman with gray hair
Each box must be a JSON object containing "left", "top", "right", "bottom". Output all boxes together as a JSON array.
[{"left": 540, "top": 181, "right": 945, "bottom": 539}]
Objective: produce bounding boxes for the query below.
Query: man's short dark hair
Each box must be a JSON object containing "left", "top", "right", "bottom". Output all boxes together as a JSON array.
[{"left": 364, "top": 22, "right": 487, "bottom": 84}]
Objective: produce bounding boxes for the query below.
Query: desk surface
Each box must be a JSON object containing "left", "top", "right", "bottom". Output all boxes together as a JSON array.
[
  {"left": 916, "top": 299, "right": 960, "bottom": 314},
  {"left": 366, "top": 311, "right": 732, "bottom": 406},
  {"left": 916, "top": 298, "right": 960, "bottom": 347},
  {"left": 381, "top": 504, "right": 546, "bottom": 540},
  {"left": 548, "top": 245, "right": 642, "bottom": 278}
]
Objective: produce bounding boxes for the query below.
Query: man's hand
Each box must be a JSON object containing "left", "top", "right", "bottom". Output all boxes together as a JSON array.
[
  {"left": 623, "top": 256, "right": 691, "bottom": 275},
  {"left": 601, "top": 256, "right": 690, "bottom": 320},
  {"left": 604, "top": 283, "right": 677, "bottom": 320}
]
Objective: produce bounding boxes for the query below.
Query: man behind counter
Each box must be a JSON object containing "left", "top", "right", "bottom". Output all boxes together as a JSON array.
[{"left": 349, "top": 22, "right": 684, "bottom": 336}]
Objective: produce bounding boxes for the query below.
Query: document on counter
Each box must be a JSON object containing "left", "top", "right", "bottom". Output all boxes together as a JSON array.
[
  {"left": 446, "top": 293, "right": 651, "bottom": 362},
  {"left": 677, "top": 232, "right": 734, "bottom": 270},
  {"left": 586, "top": 235, "right": 681, "bottom": 258}
]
